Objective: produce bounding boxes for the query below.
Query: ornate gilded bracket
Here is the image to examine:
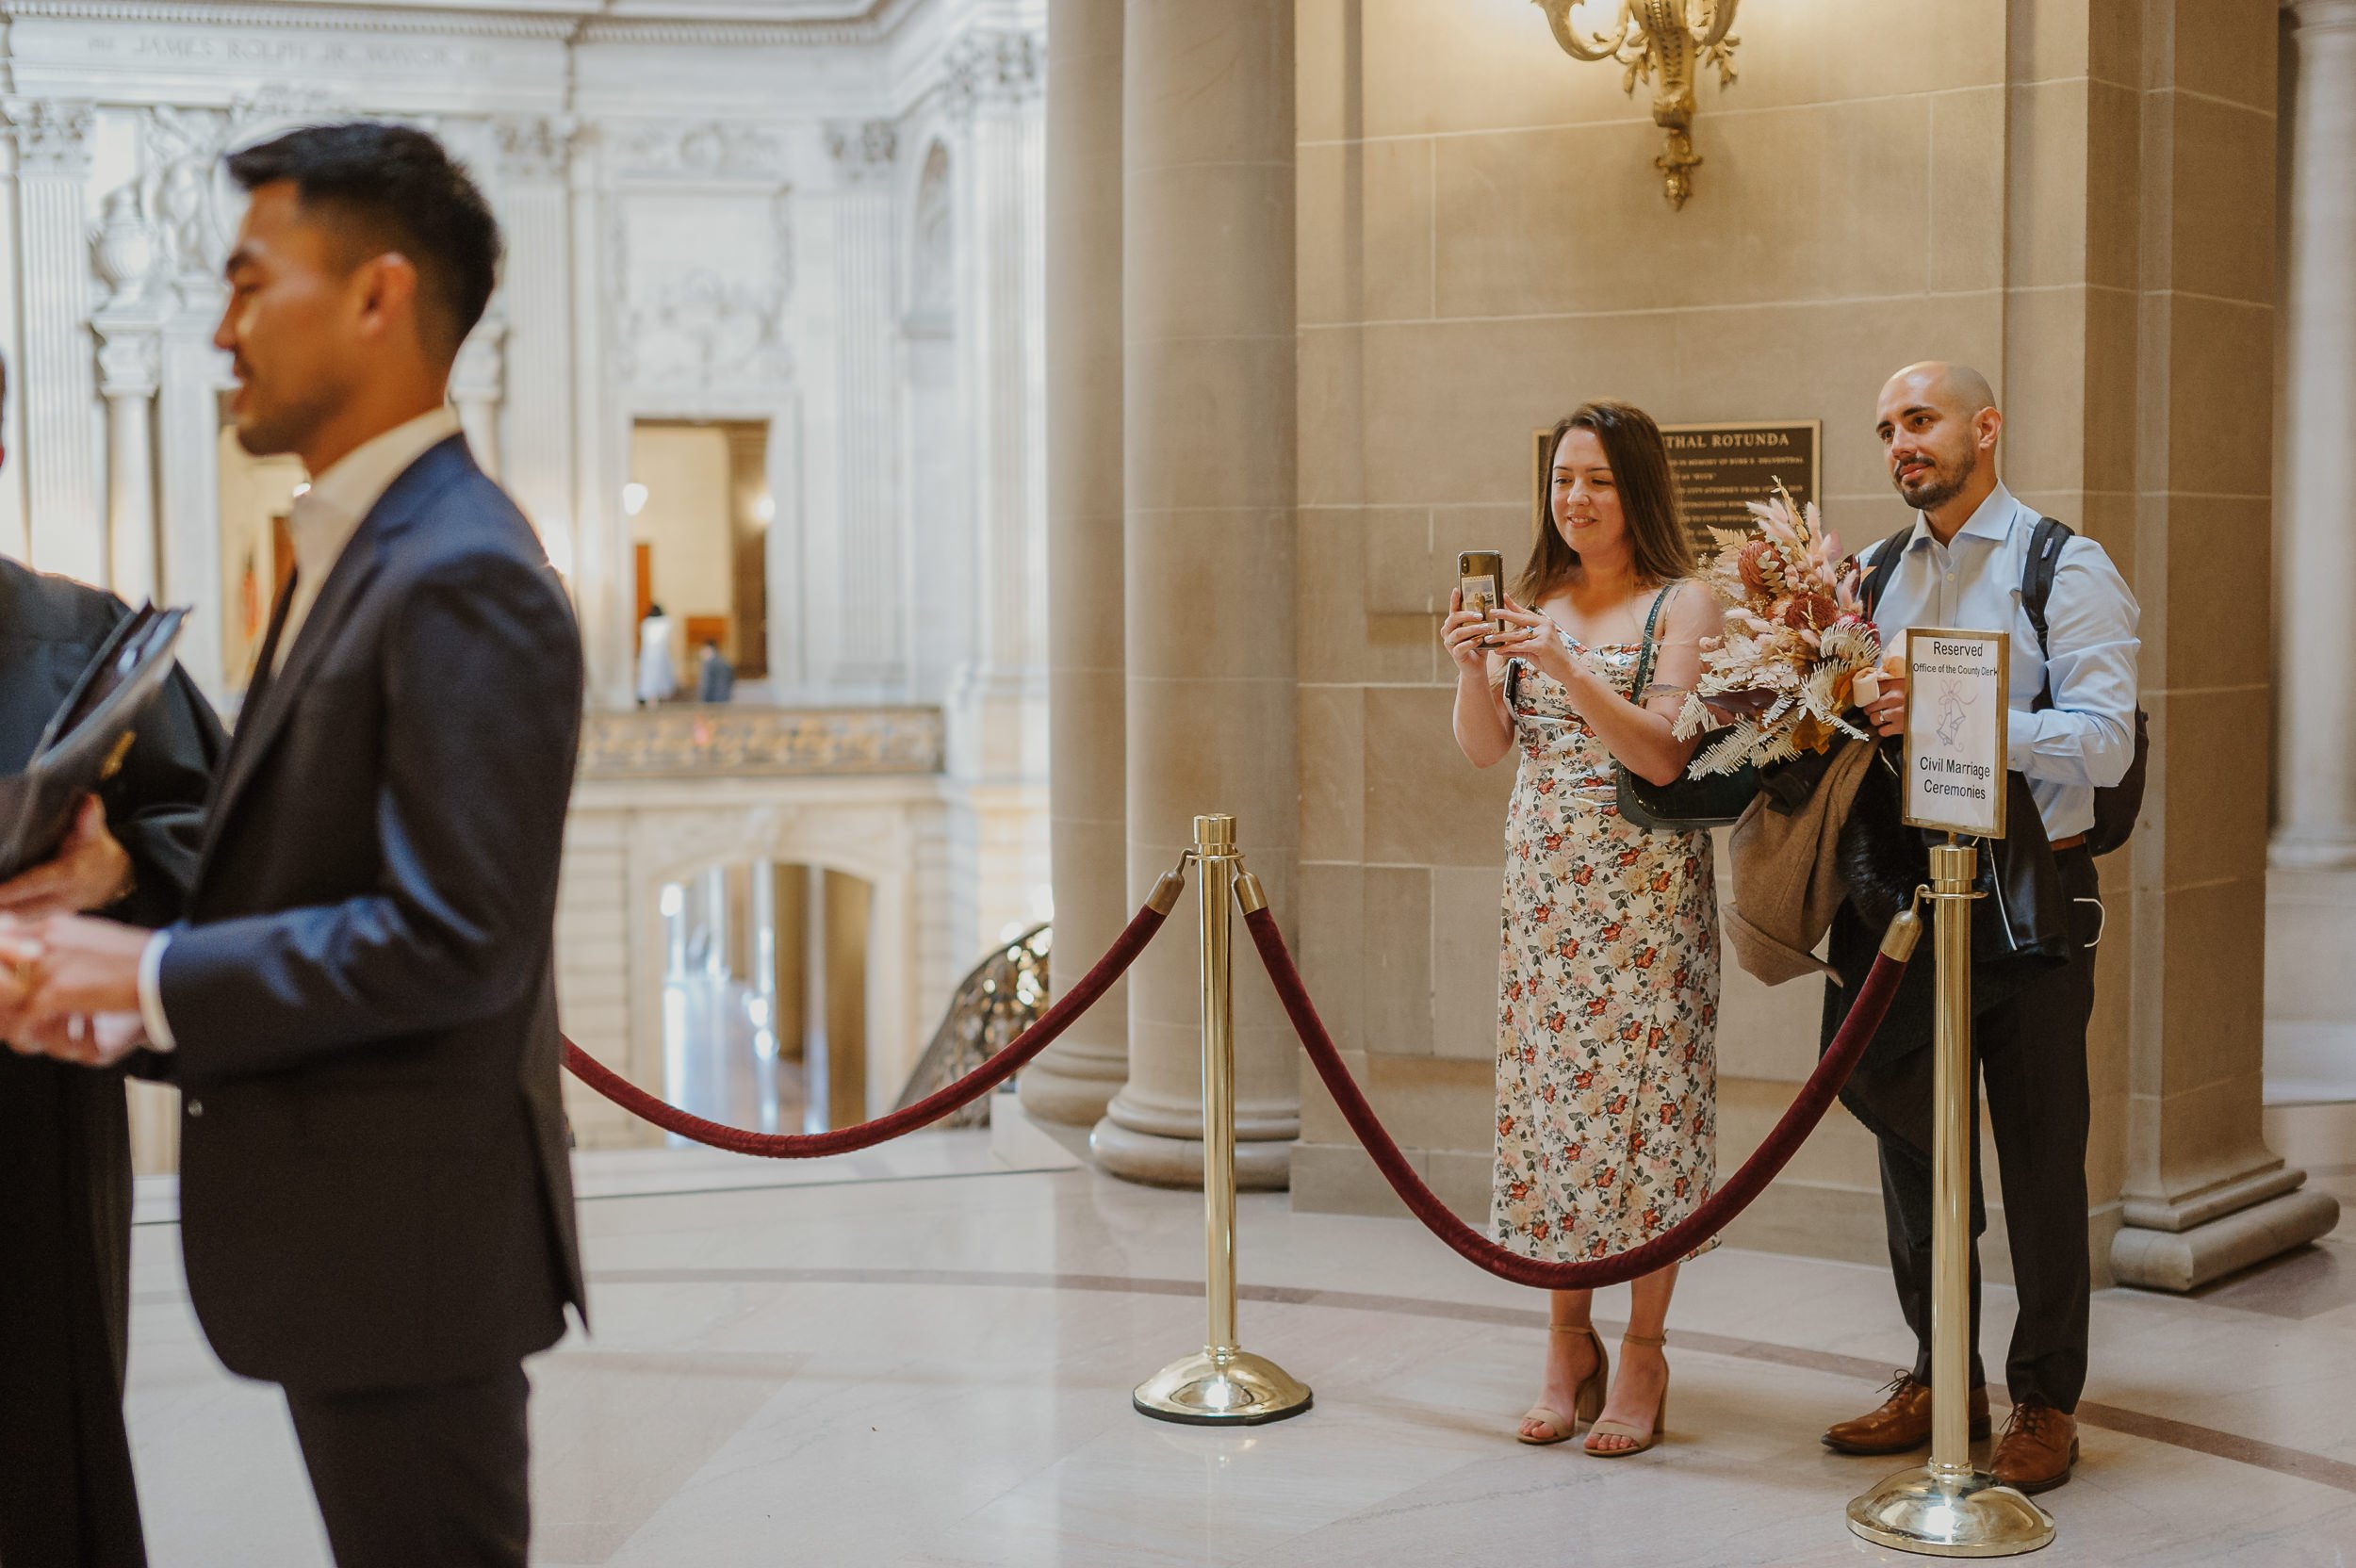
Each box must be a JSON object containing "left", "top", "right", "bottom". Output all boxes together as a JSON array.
[{"left": 1535, "top": 0, "right": 1741, "bottom": 209}]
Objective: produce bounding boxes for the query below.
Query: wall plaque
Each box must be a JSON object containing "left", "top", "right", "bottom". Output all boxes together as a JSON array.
[{"left": 1532, "top": 419, "right": 1821, "bottom": 555}]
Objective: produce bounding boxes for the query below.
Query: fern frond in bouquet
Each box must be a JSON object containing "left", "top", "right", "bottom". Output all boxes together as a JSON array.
[{"left": 1672, "top": 482, "right": 1882, "bottom": 777}]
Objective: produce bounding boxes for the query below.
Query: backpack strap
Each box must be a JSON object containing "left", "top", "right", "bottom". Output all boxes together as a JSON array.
[
  {"left": 2021, "top": 515, "right": 2073, "bottom": 660},
  {"left": 2023, "top": 515, "right": 2072, "bottom": 712},
  {"left": 1858, "top": 522, "right": 1916, "bottom": 616}
]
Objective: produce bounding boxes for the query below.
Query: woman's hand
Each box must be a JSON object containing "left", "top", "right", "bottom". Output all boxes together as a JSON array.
[
  {"left": 1491, "top": 596, "right": 1584, "bottom": 693},
  {"left": 1441, "top": 588, "right": 1495, "bottom": 677}
]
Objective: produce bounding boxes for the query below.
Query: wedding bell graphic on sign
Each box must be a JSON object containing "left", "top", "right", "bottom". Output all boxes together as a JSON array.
[{"left": 1903, "top": 628, "right": 2010, "bottom": 840}]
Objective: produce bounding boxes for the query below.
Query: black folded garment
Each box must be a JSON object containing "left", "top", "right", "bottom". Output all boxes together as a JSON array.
[{"left": 0, "top": 602, "right": 188, "bottom": 885}]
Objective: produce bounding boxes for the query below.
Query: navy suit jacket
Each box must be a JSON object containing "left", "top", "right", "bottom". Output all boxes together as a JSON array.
[{"left": 161, "top": 434, "right": 586, "bottom": 1394}]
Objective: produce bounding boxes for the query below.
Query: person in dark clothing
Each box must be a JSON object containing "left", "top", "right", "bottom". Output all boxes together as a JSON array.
[
  {"left": 1, "top": 123, "right": 582, "bottom": 1568},
  {"left": 695, "top": 638, "right": 735, "bottom": 703},
  {"left": 0, "top": 350, "right": 227, "bottom": 1568}
]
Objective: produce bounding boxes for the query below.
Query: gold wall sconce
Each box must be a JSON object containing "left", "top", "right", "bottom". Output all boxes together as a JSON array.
[{"left": 1535, "top": 1, "right": 1741, "bottom": 209}]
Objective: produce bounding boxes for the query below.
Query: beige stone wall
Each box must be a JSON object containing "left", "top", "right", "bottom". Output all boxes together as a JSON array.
[{"left": 1284, "top": 0, "right": 2305, "bottom": 1282}]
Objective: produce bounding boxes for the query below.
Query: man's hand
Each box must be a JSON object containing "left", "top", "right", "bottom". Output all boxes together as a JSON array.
[
  {"left": 17, "top": 912, "right": 148, "bottom": 1018},
  {"left": 0, "top": 797, "right": 132, "bottom": 918},
  {"left": 0, "top": 923, "right": 39, "bottom": 1046},
  {"left": 0, "top": 913, "right": 151, "bottom": 1066}
]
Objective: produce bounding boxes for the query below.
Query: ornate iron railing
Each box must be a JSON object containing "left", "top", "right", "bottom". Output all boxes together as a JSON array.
[{"left": 892, "top": 923, "right": 1051, "bottom": 1125}]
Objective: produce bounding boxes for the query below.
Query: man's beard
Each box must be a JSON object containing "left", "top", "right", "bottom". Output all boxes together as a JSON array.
[
  {"left": 233, "top": 381, "right": 337, "bottom": 460},
  {"left": 1896, "top": 448, "right": 1975, "bottom": 512}
]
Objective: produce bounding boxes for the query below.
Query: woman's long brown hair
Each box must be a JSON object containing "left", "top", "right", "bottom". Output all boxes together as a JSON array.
[{"left": 1517, "top": 400, "right": 1695, "bottom": 605}]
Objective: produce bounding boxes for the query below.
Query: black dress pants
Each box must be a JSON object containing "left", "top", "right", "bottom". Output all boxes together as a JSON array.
[
  {"left": 1834, "top": 847, "right": 2101, "bottom": 1413},
  {"left": 284, "top": 1364, "right": 532, "bottom": 1568},
  {"left": 0, "top": 1055, "right": 147, "bottom": 1568}
]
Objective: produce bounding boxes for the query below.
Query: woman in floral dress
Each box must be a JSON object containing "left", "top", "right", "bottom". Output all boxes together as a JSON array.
[{"left": 1443, "top": 400, "right": 1721, "bottom": 1457}]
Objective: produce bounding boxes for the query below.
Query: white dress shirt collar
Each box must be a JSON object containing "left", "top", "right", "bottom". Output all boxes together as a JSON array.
[{"left": 1902, "top": 480, "right": 2021, "bottom": 554}]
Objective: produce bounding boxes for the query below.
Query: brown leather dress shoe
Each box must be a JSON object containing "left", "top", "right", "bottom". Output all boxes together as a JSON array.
[
  {"left": 1822, "top": 1372, "right": 1993, "bottom": 1455},
  {"left": 1990, "top": 1400, "right": 2078, "bottom": 1494}
]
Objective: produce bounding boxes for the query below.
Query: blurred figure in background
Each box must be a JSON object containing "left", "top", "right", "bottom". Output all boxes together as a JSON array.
[
  {"left": 637, "top": 600, "right": 677, "bottom": 705},
  {"left": 695, "top": 637, "right": 735, "bottom": 704}
]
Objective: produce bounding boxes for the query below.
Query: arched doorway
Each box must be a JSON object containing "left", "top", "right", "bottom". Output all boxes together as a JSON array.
[{"left": 658, "top": 858, "right": 872, "bottom": 1135}]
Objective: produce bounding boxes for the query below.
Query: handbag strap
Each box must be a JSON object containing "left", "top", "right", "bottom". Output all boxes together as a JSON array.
[{"left": 1627, "top": 582, "right": 1676, "bottom": 699}]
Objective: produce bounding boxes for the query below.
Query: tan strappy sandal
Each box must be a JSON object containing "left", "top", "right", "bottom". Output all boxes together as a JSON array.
[
  {"left": 1583, "top": 1330, "right": 1669, "bottom": 1457},
  {"left": 1518, "top": 1323, "right": 1610, "bottom": 1445}
]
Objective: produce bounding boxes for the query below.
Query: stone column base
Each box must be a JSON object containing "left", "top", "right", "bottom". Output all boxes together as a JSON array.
[
  {"left": 1088, "top": 1117, "right": 1293, "bottom": 1190},
  {"left": 1017, "top": 1051, "right": 1129, "bottom": 1126},
  {"left": 2111, "top": 1176, "right": 2343, "bottom": 1292}
]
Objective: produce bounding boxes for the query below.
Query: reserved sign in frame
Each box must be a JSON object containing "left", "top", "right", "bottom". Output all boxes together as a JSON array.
[{"left": 1902, "top": 627, "right": 2011, "bottom": 841}]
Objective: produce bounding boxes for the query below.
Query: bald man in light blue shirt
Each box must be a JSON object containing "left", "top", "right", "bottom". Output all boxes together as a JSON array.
[{"left": 1818, "top": 363, "right": 2140, "bottom": 1497}]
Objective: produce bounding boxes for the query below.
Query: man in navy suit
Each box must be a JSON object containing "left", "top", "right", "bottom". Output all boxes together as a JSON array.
[{"left": 0, "top": 122, "right": 584, "bottom": 1568}]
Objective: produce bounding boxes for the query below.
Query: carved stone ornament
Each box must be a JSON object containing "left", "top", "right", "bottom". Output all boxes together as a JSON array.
[
  {"left": 2, "top": 98, "right": 96, "bottom": 176},
  {"left": 129, "top": 90, "right": 349, "bottom": 286},
  {"left": 611, "top": 191, "right": 796, "bottom": 392},
  {"left": 825, "top": 119, "right": 899, "bottom": 187},
  {"left": 93, "top": 326, "right": 164, "bottom": 400},
  {"left": 494, "top": 115, "right": 575, "bottom": 183},
  {"left": 92, "top": 186, "right": 163, "bottom": 306},
  {"left": 451, "top": 313, "right": 508, "bottom": 403},
  {"left": 614, "top": 121, "right": 789, "bottom": 181},
  {"left": 579, "top": 706, "right": 945, "bottom": 779},
  {"left": 941, "top": 28, "right": 1044, "bottom": 117}
]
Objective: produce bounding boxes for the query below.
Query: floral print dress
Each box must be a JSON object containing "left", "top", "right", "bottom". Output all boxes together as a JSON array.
[{"left": 1490, "top": 624, "right": 1722, "bottom": 1265}]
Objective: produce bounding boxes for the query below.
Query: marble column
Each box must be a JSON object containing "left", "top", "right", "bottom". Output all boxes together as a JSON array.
[
  {"left": 3, "top": 99, "right": 104, "bottom": 585},
  {"left": 945, "top": 28, "right": 1054, "bottom": 954},
  {"left": 1024, "top": 0, "right": 1131, "bottom": 1125},
  {"left": 451, "top": 313, "right": 507, "bottom": 481},
  {"left": 93, "top": 326, "right": 161, "bottom": 606},
  {"left": 1091, "top": 0, "right": 1299, "bottom": 1188},
  {"left": 825, "top": 119, "right": 907, "bottom": 690},
  {"left": 90, "top": 185, "right": 167, "bottom": 606},
  {"left": 2275, "top": 0, "right": 2356, "bottom": 872},
  {"left": 493, "top": 117, "right": 577, "bottom": 578},
  {"left": 2264, "top": 0, "right": 2356, "bottom": 1102},
  {"left": 155, "top": 280, "right": 229, "bottom": 698},
  {"left": 568, "top": 133, "right": 631, "bottom": 709},
  {"left": 2102, "top": 0, "right": 2339, "bottom": 1290}
]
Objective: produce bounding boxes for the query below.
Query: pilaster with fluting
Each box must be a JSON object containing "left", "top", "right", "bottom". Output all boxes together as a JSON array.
[
  {"left": 568, "top": 132, "right": 630, "bottom": 709},
  {"left": 155, "top": 281, "right": 230, "bottom": 696},
  {"left": 4, "top": 99, "right": 104, "bottom": 585},
  {"left": 825, "top": 118, "right": 907, "bottom": 690},
  {"left": 1093, "top": 0, "right": 1300, "bottom": 1187},
  {"left": 2275, "top": 0, "right": 2356, "bottom": 872},
  {"left": 943, "top": 27, "right": 1053, "bottom": 959},
  {"left": 451, "top": 313, "right": 508, "bottom": 481},
  {"left": 1025, "top": 0, "right": 1131, "bottom": 1125},
  {"left": 156, "top": 279, "right": 232, "bottom": 696},
  {"left": 494, "top": 116, "right": 578, "bottom": 581}
]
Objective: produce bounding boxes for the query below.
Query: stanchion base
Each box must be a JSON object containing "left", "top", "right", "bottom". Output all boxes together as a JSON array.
[
  {"left": 1847, "top": 1463, "right": 2055, "bottom": 1558},
  {"left": 1133, "top": 1348, "right": 1313, "bottom": 1426}
]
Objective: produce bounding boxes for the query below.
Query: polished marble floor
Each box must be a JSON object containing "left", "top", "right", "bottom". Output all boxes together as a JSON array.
[{"left": 123, "top": 1103, "right": 2356, "bottom": 1567}]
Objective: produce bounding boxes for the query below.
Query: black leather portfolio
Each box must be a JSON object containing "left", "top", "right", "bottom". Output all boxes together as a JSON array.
[{"left": 0, "top": 603, "right": 188, "bottom": 885}]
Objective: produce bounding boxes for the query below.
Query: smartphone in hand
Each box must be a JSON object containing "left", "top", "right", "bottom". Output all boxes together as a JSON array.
[{"left": 1458, "top": 551, "right": 1504, "bottom": 646}]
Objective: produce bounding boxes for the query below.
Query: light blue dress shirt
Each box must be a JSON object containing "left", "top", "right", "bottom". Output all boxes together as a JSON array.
[{"left": 1860, "top": 483, "right": 2141, "bottom": 841}]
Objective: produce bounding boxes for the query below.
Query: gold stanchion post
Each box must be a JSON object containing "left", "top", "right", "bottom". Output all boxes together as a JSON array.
[
  {"left": 1846, "top": 836, "right": 2054, "bottom": 1556},
  {"left": 1133, "top": 814, "right": 1313, "bottom": 1426}
]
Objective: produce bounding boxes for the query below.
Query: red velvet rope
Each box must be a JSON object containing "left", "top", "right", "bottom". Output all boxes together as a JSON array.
[
  {"left": 561, "top": 900, "right": 1169, "bottom": 1158},
  {"left": 1244, "top": 905, "right": 1912, "bottom": 1290}
]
